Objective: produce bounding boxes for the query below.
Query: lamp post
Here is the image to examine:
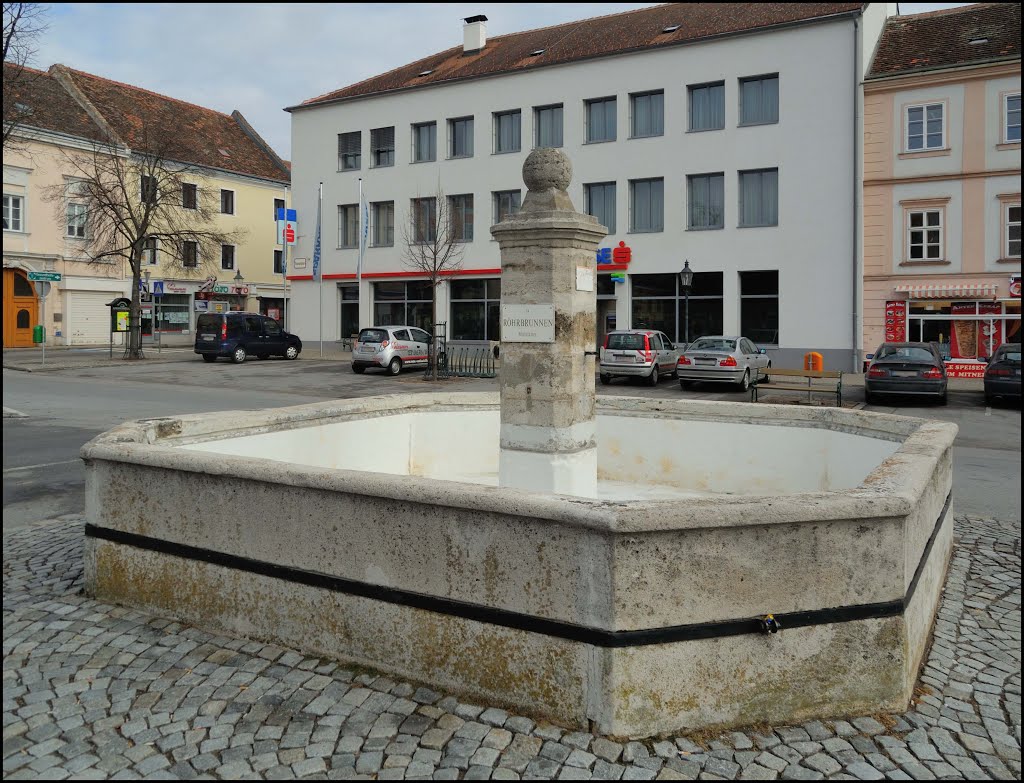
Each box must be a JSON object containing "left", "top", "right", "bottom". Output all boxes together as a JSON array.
[
  {"left": 233, "top": 268, "right": 246, "bottom": 312},
  {"left": 679, "top": 260, "right": 694, "bottom": 347}
]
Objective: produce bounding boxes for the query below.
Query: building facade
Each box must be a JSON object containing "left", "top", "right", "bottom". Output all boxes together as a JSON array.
[
  {"left": 862, "top": 4, "right": 1021, "bottom": 376},
  {"left": 2, "top": 64, "right": 290, "bottom": 348},
  {"left": 287, "top": 3, "right": 892, "bottom": 370}
]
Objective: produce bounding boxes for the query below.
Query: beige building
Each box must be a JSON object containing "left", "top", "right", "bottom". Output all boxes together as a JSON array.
[
  {"left": 3, "top": 64, "right": 290, "bottom": 348},
  {"left": 862, "top": 4, "right": 1020, "bottom": 375}
]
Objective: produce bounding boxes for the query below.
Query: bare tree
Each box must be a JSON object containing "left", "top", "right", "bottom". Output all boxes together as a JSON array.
[
  {"left": 3, "top": 3, "right": 48, "bottom": 148},
  {"left": 401, "top": 189, "right": 466, "bottom": 379},
  {"left": 47, "top": 130, "right": 245, "bottom": 359}
]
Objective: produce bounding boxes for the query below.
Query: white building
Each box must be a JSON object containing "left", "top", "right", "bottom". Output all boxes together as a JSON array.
[{"left": 287, "top": 3, "right": 893, "bottom": 369}]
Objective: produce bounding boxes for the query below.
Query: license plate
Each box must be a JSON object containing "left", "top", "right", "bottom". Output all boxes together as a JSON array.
[
  {"left": 695, "top": 359, "right": 716, "bottom": 365},
  {"left": 893, "top": 370, "right": 917, "bottom": 377},
  {"left": 201, "top": 335, "right": 214, "bottom": 341},
  {"left": 611, "top": 353, "right": 632, "bottom": 363}
]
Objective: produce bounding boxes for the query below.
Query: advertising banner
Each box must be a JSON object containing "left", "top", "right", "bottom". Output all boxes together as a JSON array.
[
  {"left": 950, "top": 303, "right": 978, "bottom": 359},
  {"left": 884, "top": 300, "right": 907, "bottom": 342},
  {"left": 944, "top": 361, "right": 987, "bottom": 379},
  {"left": 978, "top": 302, "right": 1003, "bottom": 358}
]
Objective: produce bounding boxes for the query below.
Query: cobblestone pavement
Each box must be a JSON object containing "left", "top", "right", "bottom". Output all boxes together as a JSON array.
[{"left": 4, "top": 516, "right": 1020, "bottom": 780}]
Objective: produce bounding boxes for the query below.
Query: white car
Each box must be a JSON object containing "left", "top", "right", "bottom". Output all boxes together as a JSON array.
[
  {"left": 351, "top": 325, "right": 432, "bottom": 375},
  {"left": 677, "top": 335, "right": 771, "bottom": 391},
  {"left": 599, "top": 330, "right": 679, "bottom": 386}
]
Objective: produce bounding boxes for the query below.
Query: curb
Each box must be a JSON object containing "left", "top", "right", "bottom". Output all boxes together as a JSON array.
[{"left": 3, "top": 406, "right": 28, "bottom": 418}]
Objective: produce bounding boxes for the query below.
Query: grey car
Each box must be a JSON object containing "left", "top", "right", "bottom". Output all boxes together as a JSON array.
[
  {"left": 599, "top": 330, "right": 679, "bottom": 386},
  {"left": 676, "top": 336, "right": 771, "bottom": 391},
  {"left": 351, "top": 325, "right": 432, "bottom": 375}
]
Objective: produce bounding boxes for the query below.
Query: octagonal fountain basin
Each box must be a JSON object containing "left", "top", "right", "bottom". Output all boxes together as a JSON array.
[{"left": 83, "top": 394, "right": 957, "bottom": 738}]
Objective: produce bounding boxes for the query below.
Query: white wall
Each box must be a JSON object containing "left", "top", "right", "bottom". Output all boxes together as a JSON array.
[{"left": 289, "top": 16, "right": 861, "bottom": 362}]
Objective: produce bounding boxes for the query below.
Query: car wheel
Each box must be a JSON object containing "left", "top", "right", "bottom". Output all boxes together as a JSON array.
[
  {"left": 352, "top": 365, "right": 365, "bottom": 374},
  {"left": 231, "top": 347, "right": 247, "bottom": 364},
  {"left": 257, "top": 354, "right": 270, "bottom": 360},
  {"left": 202, "top": 355, "right": 217, "bottom": 363},
  {"left": 284, "top": 345, "right": 299, "bottom": 360},
  {"left": 738, "top": 370, "right": 750, "bottom": 392},
  {"left": 388, "top": 357, "right": 402, "bottom": 376},
  {"left": 599, "top": 373, "right": 611, "bottom": 385},
  {"left": 647, "top": 366, "right": 659, "bottom": 386},
  {"left": 938, "top": 392, "right": 948, "bottom": 406}
]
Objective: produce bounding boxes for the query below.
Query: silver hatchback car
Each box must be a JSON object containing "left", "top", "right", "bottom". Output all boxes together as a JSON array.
[
  {"left": 676, "top": 335, "right": 771, "bottom": 391},
  {"left": 351, "top": 325, "right": 432, "bottom": 375},
  {"left": 599, "top": 329, "right": 679, "bottom": 386}
]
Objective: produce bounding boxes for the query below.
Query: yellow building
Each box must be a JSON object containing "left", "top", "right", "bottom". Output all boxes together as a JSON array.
[{"left": 3, "top": 63, "right": 290, "bottom": 347}]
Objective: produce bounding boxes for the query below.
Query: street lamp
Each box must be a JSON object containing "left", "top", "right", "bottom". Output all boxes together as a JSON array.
[
  {"left": 233, "top": 268, "right": 245, "bottom": 283},
  {"left": 679, "top": 260, "right": 694, "bottom": 347}
]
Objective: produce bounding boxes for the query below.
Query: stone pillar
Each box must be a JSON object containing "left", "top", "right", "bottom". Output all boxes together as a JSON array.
[{"left": 491, "top": 149, "right": 607, "bottom": 497}]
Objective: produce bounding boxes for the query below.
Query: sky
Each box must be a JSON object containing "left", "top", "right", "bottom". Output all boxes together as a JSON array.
[{"left": 31, "top": 3, "right": 971, "bottom": 160}]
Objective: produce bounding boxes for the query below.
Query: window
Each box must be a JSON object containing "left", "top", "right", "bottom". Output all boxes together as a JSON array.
[
  {"left": 220, "top": 189, "right": 234, "bottom": 215},
  {"left": 739, "top": 270, "right": 779, "bottom": 345},
  {"left": 493, "top": 190, "right": 521, "bottom": 224},
  {"left": 688, "top": 82, "right": 725, "bottom": 131},
  {"left": 906, "top": 209, "right": 942, "bottom": 260},
  {"left": 584, "top": 182, "right": 616, "bottom": 234},
  {"left": 494, "top": 110, "right": 521, "bottom": 153},
  {"left": 738, "top": 169, "right": 778, "bottom": 227},
  {"left": 412, "top": 122, "right": 437, "bottom": 163},
  {"left": 221, "top": 244, "right": 235, "bottom": 271},
  {"left": 1005, "top": 93, "right": 1021, "bottom": 143},
  {"left": 66, "top": 203, "right": 87, "bottom": 238},
  {"left": 338, "top": 131, "right": 361, "bottom": 170},
  {"left": 274, "top": 197, "right": 285, "bottom": 220},
  {"left": 739, "top": 75, "right": 779, "bottom": 126},
  {"left": 449, "top": 117, "right": 474, "bottom": 158},
  {"left": 140, "top": 175, "right": 157, "bottom": 205},
  {"left": 534, "top": 104, "right": 563, "bottom": 148},
  {"left": 449, "top": 194, "right": 474, "bottom": 242},
  {"left": 687, "top": 173, "right": 724, "bottom": 230},
  {"left": 630, "top": 91, "right": 664, "bottom": 138},
  {"left": 2, "top": 194, "right": 23, "bottom": 231},
  {"left": 372, "top": 201, "right": 394, "bottom": 247},
  {"left": 338, "top": 204, "right": 359, "bottom": 248},
  {"left": 182, "top": 240, "right": 198, "bottom": 268},
  {"left": 451, "top": 278, "right": 501, "bottom": 340},
  {"left": 340, "top": 285, "right": 359, "bottom": 340},
  {"left": 273, "top": 249, "right": 284, "bottom": 275},
  {"left": 183, "top": 183, "right": 198, "bottom": 210},
  {"left": 263, "top": 318, "right": 281, "bottom": 336},
  {"left": 631, "top": 272, "right": 723, "bottom": 343},
  {"left": 629, "top": 178, "right": 664, "bottom": 233},
  {"left": 371, "top": 127, "right": 395, "bottom": 167},
  {"left": 373, "top": 280, "right": 434, "bottom": 332},
  {"left": 142, "top": 237, "right": 158, "bottom": 265},
  {"left": 905, "top": 103, "right": 944, "bottom": 151},
  {"left": 1007, "top": 204, "right": 1021, "bottom": 258},
  {"left": 585, "top": 97, "right": 617, "bottom": 143},
  {"left": 412, "top": 197, "right": 437, "bottom": 243}
]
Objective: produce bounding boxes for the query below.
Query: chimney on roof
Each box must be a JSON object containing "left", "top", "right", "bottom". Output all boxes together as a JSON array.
[{"left": 463, "top": 15, "right": 487, "bottom": 54}]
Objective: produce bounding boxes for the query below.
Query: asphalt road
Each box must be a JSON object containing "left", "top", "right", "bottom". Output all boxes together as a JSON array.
[{"left": 3, "top": 358, "right": 1020, "bottom": 528}]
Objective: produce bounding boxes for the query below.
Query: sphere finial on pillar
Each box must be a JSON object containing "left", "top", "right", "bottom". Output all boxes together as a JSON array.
[{"left": 523, "top": 148, "right": 572, "bottom": 193}]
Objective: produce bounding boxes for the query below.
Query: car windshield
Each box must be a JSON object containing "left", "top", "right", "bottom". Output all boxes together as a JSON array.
[
  {"left": 689, "top": 338, "right": 736, "bottom": 352},
  {"left": 358, "top": 329, "right": 389, "bottom": 344},
  {"left": 607, "top": 333, "right": 646, "bottom": 350},
  {"left": 876, "top": 345, "right": 935, "bottom": 362}
]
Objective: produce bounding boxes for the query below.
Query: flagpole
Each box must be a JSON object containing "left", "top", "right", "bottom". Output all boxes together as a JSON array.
[{"left": 316, "top": 182, "right": 323, "bottom": 358}]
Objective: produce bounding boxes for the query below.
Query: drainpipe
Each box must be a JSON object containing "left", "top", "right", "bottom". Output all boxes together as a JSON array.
[{"left": 852, "top": 17, "right": 861, "bottom": 373}]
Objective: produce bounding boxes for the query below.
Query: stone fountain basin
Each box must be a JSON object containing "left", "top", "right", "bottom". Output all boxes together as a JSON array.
[{"left": 82, "top": 394, "right": 956, "bottom": 737}]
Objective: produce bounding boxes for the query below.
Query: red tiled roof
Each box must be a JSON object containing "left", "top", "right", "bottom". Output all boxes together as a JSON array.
[
  {"left": 2, "top": 63, "right": 109, "bottom": 143},
  {"left": 868, "top": 3, "right": 1021, "bottom": 79},
  {"left": 295, "top": 3, "right": 864, "bottom": 109},
  {"left": 57, "top": 66, "right": 288, "bottom": 182}
]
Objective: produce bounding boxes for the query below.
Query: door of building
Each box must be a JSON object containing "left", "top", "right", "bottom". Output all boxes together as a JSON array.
[{"left": 3, "top": 268, "right": 38, "bottom": 348}]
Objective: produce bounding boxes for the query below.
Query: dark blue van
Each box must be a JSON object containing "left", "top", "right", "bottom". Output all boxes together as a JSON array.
[{"left": 194, "top": 312, "right": 302, "bottom": 364}]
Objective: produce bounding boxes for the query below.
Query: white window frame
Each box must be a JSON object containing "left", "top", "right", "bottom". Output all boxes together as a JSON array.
[
  {"left": 338, "top": 204, "right": 359, "bottom": 248},
  {"left": 904, "top": 102, "right": 945, "bottom": 152},
  {"left": 1004, "top": 92, "right": 1021, "bottom": 144},
  {"left": 142, "top": 237, "right": 159, "bottom": 266},
  {"left": 906, "top": 208, "right": 944, "bottom": 261},
  {"left": 3, "top": 193, "right": 25, "bottom": 232},
  {"left": 1006, "top": 202, "right": 1021, "bottom": 259},
  {"left": 219, "top": 188, "right": 236, "bottom": 216},
  {"left": 182, "top": 240, "right": 199, "bottom": 268},
  {"left": 66, "top": 202, "right": 87, "bottom": 239},
  {"left": 220, "top": 243, "right": 236, "bottom": 271}
]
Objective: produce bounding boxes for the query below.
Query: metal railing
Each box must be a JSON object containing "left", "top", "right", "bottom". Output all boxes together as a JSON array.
[{"left": 427, "top": 323, "right": 498, "bottom": 379}]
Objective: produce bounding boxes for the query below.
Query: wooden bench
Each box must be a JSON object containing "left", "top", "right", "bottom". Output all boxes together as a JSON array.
[{"left": 751, "top": 368, "right": 843, "bottom": 406}]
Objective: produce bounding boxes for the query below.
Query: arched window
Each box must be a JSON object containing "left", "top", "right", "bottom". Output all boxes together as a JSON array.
[
  {"left": 13, "top": 274, "right": 34, "bottom": 297},
  {"left": 16, "top": 309, "right": 30, "bottom": 328}
]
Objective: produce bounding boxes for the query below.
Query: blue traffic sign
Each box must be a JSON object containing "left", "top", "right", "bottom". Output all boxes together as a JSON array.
[
  {"left": 152, "top": 281, "right": 164, "bottom": 297},
  {"left": 276, "top": 208, "right": 297, "bottom": 222}
]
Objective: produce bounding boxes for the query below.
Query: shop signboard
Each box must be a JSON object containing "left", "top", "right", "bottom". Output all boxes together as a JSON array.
[
  {"left": 944, "top": 361, "right": 986, "bottom": 379},
  {"left": 884, "top": 300, "right": 907, "bottom": 342},
  {"left": 1010, "top": 275, "right": 1021, "bottom": 298}
]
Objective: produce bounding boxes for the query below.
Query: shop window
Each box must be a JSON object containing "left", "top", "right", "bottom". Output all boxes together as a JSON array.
[
  {"left": 373, "top": 281, "right": 433, "bottom": 332},
  {"left": 740, "top": 270, "right": 779, "bottom": 345},
  {"left": 155, "top": 293, "right": 190, "bottom": 334},
  {"left": 631, "top": 272, "right": 723, "bottom": 344},
  {"left": 905, "top": 103, "right": 944, "bottom": 151},
  {"left": 340, "top": 285, "right": 359, "bottom": 341},
  {"left": 907, "top": 209, "right": 942, "bottom": 260},
  {"left": 451, "top": 278, "right": 500, "bottom": 341}
]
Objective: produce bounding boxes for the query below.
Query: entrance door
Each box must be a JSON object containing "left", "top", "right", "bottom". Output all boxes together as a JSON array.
[{"left": 3, "top": 268, "right": 38, "bottom": 347}]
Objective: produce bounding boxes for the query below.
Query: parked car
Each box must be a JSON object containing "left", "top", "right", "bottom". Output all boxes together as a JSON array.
[
  {"left": 352, "top": 325, "right": 432, "bottom": 375},
  {"left": 194, "top": 312, "right": 301, "bottom": 364},
  {"left": 599, "top": 330, "right": 678, "bottom": 386},
  {"left": 676, "top": 336, "right": 771, "bottom": 391},
  {"left": 864, "top": 342, "right": 947, "bottom": 404},
  {"left": 984, "top": 343, "right": 1021, "bottom": 405}
]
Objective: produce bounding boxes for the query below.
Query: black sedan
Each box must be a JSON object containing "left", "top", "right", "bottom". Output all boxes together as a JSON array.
[
  {"left": 865, "top": 342, "right": 947, "bottom": 405},
  {"left": 984, "top": 343, "right": 1021, "bottom": 405}
]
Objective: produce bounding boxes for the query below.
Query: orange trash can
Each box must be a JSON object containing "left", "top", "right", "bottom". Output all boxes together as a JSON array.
[{"left": 804, "top": 351, "right": 823, "bottom": 371}]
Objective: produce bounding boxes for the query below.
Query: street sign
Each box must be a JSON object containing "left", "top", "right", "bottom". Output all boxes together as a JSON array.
[
  {"left": 152, "top": 280, "right": 164, "bottom": 297},
  {"left": 28, "top": 271, "right": 62, "bottom": 282},
  {"left": 38, "top": 281, "right": 51, "bottom": 298},
  {"left": 277, "top": 219, "right": 297, "bottom": 245}
]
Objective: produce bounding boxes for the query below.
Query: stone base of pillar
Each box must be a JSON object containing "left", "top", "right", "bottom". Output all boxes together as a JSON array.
[{"left": 499, "top": 447, "right": 597, "bottom": 498}]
